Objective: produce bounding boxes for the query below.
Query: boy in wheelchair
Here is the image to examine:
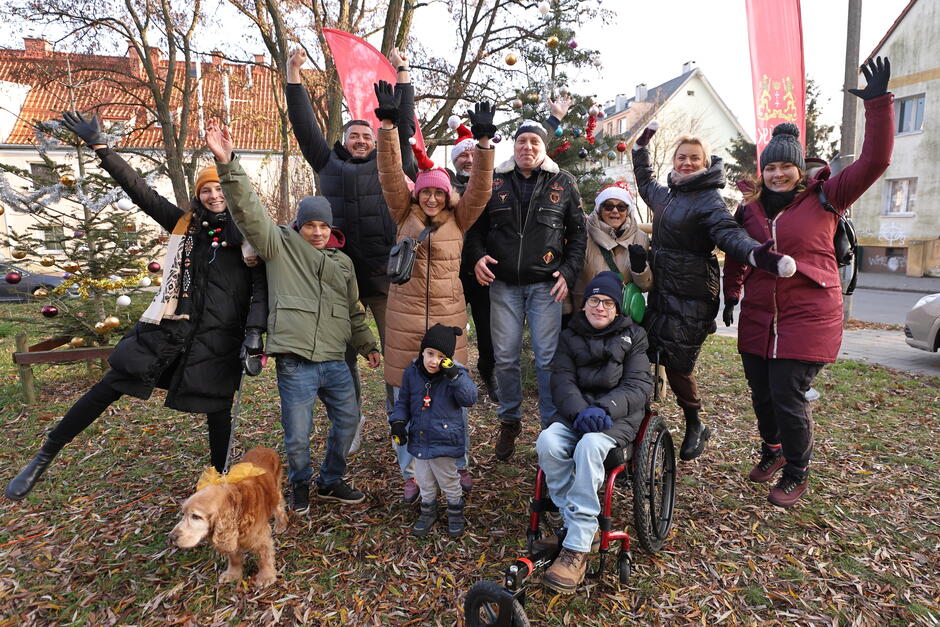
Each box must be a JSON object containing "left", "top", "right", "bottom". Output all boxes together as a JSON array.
[{"left": 536, "top": 271, "right": 654, "bottom": 594}]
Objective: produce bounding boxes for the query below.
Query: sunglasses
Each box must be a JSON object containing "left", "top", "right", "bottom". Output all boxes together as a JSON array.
[{"left": 600, "top": 203, "right": 629, "bottom": 213}]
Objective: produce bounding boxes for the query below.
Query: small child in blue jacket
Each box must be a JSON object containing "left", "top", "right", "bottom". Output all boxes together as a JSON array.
[{"left": 389, "top": 324, "right": 478, "bottom": 538}]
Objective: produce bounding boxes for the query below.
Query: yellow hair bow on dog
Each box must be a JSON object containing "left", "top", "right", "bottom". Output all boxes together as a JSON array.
[{"left": 196, "top": 462, "right": 266, "bottom": 491}]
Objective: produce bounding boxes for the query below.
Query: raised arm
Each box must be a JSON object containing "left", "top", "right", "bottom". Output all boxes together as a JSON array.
[
  {"left": 286, "top": 48, "right": 331, "bottom": 173},
  {"left": 454, "top": 101, "right": 496, "bottom": 232},
  {"left": 389, "top": 46, "right": 418, "bottom": 179},
  {"left": 631, "top": 144, "right": 671, "bottom": 212},
  {"left": 376, "top": 125, "right": 414, "bottom": 224}
]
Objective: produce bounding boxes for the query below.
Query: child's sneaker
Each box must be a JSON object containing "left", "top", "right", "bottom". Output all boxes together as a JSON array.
[
  {"left": 315, "top": 479, "right": 365, "bottom": 504},
  {"left": 458, "top": 469, "right": 473, "bottom": 493},
  {"left": 446, "top": 499, "right": 465, "bottom": 538},
  {"left": 413, "top": 500, "right": 437, "bottom": 537}
]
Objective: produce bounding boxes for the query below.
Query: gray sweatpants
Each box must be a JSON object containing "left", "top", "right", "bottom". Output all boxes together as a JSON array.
[{"left": 414, "top": 457, "right": 462, "bottom": 504}]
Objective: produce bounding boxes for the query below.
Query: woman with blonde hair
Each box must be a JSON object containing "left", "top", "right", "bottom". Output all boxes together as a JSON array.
[{"left": 632, "top": 124, "right": 795, "bottom": 462}]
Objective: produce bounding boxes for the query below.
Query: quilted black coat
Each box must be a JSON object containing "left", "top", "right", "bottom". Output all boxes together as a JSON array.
[{"left": 95, "top": 148, "right": 267, "bottom": 413}]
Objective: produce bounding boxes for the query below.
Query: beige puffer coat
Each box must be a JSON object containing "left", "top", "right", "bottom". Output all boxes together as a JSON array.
[
  {"left": 378, "top": 126, "right": 494, "bottom": 386},
  {"left": 570, "top": 211, "right": 653, "bottom": 311}
]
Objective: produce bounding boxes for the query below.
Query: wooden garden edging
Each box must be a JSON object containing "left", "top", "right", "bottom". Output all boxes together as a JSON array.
[{"left": 12, "top": 333, "right": 113, "bottom": 404}]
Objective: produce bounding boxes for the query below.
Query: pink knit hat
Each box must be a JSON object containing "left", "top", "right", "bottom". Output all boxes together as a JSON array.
[{"left": 410, "top": 137, "right": 452, "bottom": 195}]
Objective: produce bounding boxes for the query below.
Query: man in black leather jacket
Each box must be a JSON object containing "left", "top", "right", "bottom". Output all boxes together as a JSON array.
[{"left": 465, "top": 119, "right": 586, "bottom": 461}]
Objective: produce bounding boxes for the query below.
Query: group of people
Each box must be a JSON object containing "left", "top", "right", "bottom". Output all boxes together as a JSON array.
[{"left": 4, "top": 42, "right": 894, "bottom": 595}]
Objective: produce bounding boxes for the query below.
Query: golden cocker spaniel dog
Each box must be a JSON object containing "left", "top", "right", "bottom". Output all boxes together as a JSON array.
[{"left": 169, "top": 447, "right": 288, "bottom": 586}]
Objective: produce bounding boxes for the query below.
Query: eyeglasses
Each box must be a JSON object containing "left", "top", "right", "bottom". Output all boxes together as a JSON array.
[
  {"left": 600, "top": 203, "right": 629, "bottom": 213},
  {"left": 586, "top": 296, "right": 617, "bottom": 311}
]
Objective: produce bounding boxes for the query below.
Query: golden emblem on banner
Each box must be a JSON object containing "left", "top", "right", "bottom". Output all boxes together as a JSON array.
[{"left": 756, "top": 74, "right": 798, "bottom": 122}]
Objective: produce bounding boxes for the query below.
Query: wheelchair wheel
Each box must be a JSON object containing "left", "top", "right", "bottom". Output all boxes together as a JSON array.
[
  {"left": 464, "top": 581, "right": 530, "bottom": 627},
  {"left": 632, "top": 413, "right": 676, "bottom": 552}
]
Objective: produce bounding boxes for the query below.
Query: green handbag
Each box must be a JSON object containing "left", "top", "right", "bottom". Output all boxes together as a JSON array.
[{"left": 599, "top": 246, "right": 647, "bottom": 323}]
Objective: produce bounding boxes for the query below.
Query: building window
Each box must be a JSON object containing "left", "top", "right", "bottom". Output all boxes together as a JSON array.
[
  {"left": 884, "top": 178, "right": 916, "bottom": 215},
  {"left": 29, "top": 162, "right": 55, "bottom": 189},
  {"left": 38, "top": 225, "right": 65, "bottom": 251},
  {"left": 687, "top": 90, "right": 695, "bottom": 96},
  {"left": 894, "top": 95, "right": 925, "bottom": 134},
  {"left": 618, "top": 118, "right": 625, "bottom": 134}
]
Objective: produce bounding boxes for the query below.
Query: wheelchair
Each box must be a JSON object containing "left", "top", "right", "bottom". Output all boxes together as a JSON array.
[{"left": 464, "top": 410, "right": 676, "bottom": 626}]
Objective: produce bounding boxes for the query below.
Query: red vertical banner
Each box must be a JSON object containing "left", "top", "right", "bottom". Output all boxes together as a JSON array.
[
  {"left": 322, "top": 28, "right": 425, "bottom": 150},
  {"left": 745, "top": 0, "right": 806, "bottom": 167}
]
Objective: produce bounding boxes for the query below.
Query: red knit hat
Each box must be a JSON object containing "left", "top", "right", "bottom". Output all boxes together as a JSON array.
[
  {"left": 410, "top": 138, "right": 452, "bottom": 195},
  {"left": 449, "top": 115, "right": 476, "bottom": 162}
]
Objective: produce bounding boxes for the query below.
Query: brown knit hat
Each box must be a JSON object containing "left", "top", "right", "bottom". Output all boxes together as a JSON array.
[{"left": 194, "top": 166, "right": 221, "bottom": 196}]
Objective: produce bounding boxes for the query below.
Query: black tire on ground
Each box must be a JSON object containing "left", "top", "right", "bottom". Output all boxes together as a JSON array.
[
  {"left": 631, "top": 413, "right": 677, "bottom": 553},
  {"left": 464, "top": 580, "right": 530, "bottom": 627},
  {"left": 618, "top": 550, "right": 632, "bottom": 584}
]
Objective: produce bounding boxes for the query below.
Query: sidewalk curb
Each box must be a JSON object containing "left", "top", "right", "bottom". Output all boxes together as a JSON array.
[{"left": 854, "top": 285, "right": 938, "bottom": 295}]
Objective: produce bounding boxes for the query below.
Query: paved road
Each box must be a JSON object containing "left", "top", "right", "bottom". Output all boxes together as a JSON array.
[{"left": 846, "top": 289, "right": 926, "bottom": 326}]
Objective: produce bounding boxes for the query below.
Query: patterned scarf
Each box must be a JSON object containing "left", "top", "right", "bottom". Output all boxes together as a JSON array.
[{"left": 140, "top": 213, "right": 195, "bottom": 324}]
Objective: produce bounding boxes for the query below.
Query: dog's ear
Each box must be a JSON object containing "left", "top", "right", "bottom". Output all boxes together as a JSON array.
[{"left": 210, "top": 489, "right": 240, "bottom": 554}]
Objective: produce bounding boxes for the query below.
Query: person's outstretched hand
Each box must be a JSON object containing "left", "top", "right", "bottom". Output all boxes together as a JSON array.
[
  {"left": 635, "top": 120, "right": 659, "bottom": 148},
  {"left": 205, "top": 118, "right": 234, "bottom": 164},
  {"left": 468, "top": 101, "right": 496, "bottom": 140},
  {"left": 286, "top": 47, "right": 306, "bottom": 83},
  {"left": 547, "top": 93, "right": 573, "bottom": 120},
  {"left": 388, "top": 46, "right": 407, "bottom": 69},
  {"left": 750, "top": 240, "right": 797, "bottom": 277},
  {"left": 61, "top": 111, "right": 106, "bottom": 147},
  {"left": 373, "top": 80, "right": 401, "bottom": 122},
  {"left": 849, "top": 56, "right": 890, "bottom": 100}
]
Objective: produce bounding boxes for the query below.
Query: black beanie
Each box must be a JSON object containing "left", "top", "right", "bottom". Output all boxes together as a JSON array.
[
  {"left": 420, "top": 323, "right": 463, "bottom": 358},
  {"left": 295, "top": 196, "right": 333, "bottom": 228},
  {"left": 514, "top": 119, "right": 549, "bottom": 144},
  {"left": 582, "top": 271, "right": 623, "bottom": 314},
  {"left": 759, "top": 122, "right": 805, "bottom": 171}
]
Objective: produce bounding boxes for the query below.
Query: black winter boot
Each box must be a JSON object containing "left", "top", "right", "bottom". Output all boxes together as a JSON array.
[
  {"left": 679, "top": 409, "right": 711, "bottom": 461},
  {"left": 5, "top": 438, "right": 65, "bottom": 501},
  {"left": 413, "top": 500, "right": 438, "bottom": 537},
  {"left": 446, "top": 499, "right": 466, "bottom": 538}
]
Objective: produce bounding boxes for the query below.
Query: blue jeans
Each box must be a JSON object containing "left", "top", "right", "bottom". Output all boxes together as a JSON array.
[
  {"left": 276, "top": 356, "right": 359, "bottom": 486},
  {"left": 390, "top": 386, "right": 470, "bottom": 478},
  {"left": 489, "top": 279, "right": 562, "bottom": 426},
  {"left": 536, "top": 422, "right": 617, "bottom": 553}
]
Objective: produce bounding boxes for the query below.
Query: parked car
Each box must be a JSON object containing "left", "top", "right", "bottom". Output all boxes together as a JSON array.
[
  {"left": 0, "top": 262, "right": 78, "bottom": 303},
  {"left": 904, "top": 293, "right": 940, "bottom": 352}
]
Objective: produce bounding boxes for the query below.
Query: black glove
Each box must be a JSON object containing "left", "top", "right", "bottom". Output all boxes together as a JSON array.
[
  {"left": 61, "top": 111, "right": 106, "bottom": 147},
  {"left": 468, "top": 101, "right": 497, "bottom": 140},
  {"left": 751, "top": 240, "right": 794, "bottom": 276},
  {"left": 390, "top": 421, "right": 408, "bottom": 446},
  {"left": 848, "top": 56, "right": 890, "bottom": 101},
  {"left": 373, "top": 80, "right": 401, "bottom": 122},
  {"left": 627, "top": 244, "right": 647, "bottom": 274},
  {"left": 723, "top": 298, "right": 738, "bottom": 327},
  {"left": 241, "top": 328, "right": 264, "bottom": 376},
  {"left": 440, "top": 357, "right": 459, "bottom": 380}
]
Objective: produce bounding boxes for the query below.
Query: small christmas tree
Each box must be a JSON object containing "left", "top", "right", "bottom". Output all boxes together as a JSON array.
[{"left": 0, "top": 122, "right": 163, "bottom": 347}]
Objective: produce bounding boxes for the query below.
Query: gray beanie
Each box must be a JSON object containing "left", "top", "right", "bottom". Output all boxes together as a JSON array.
[
  {"left": 760, "top": 123, "right": 805, "bottom": 171},
  {"left": 295, "top": 196, "right": 333, "bottom": 228},
  {"left": 514, "top": 119, "right": 548, "bottom": 144}
]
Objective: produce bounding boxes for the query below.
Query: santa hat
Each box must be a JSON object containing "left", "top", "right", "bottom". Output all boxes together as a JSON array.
[
  {"left": 410, "top": 138, "right": 452, "bottom": 196},
  {"left": 449, "top": 115, "right": 476, "bottom": 162},
  {"left": 594, "top": 181, "right": 635, "bottom": 209}
]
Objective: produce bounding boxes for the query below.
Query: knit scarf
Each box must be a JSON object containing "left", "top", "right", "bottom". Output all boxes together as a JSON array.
[
  {"left": 760, "top": 186, "right": 799, "bottom": 219},
  {"left": 140, "top": 213, "right": 194, "bottom": 324},
  {"left": 668, "top": 168, "right": 705, "bottom": 186}
]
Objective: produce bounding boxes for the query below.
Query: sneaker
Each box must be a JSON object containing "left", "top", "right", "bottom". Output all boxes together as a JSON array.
[
  {"left": 402, "top": 477, "right": 420, "bottom": 504},
  {"left": 291, "top": 481, "right": 310, "bottom": 515},
  {"left": 768, "top": 473, "right": 808, "bottom": 508},
  {"left": 494, "top": 421, "right": 522, "bottom": 461},
  {"left": 748, "top": 445, "right": 786, "bottom": 483},
  {"left": 347, "top": 415, "right": 367, "bottom": 456},
  {"left": 315, "top": 479, "right": 366, "bottom": 505},
  {"left": 458, "top": 469, "right": 473, "bottom": 493},
  {"left": 542, "top": 547, "right": 589, "bottom": 594}
]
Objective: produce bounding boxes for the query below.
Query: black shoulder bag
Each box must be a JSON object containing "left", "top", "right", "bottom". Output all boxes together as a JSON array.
[
  {"left": 816, "top": 186, "right": 858, "bottom": 296},
  {"left": 387, "top": 226, "right": 434, "bottom": 285}
]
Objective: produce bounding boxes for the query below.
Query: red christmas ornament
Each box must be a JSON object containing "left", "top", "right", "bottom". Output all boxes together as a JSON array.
[
  {"left": 40, "top": 305, "right": 59, "bottom": 318},
  {"left": 586, "top": 115, "right": 597, "bottom": 145},
  {"left": 422, "top": 395, "right": 431, "bottom": 408},
  {"left": 616, "top": 141, "right": 627, "bottom": 152},
  {"left": 552, "top": 139, "right": 571, "bottom": 156},
  {"left": 147, "top": 262, "right": 162, "bottom": 273},
  {"left": 5, "top": 271, "right": 22, "bottom": 284}
]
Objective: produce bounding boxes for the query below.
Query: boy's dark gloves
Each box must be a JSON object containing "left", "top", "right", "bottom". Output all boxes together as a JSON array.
[
  {"left": 390, "top": 421, "right": 408, "bottom": 446},
  {"left": 573, "top": 406, "right": 613, "bottom": 433},
  {"left": 468, "top": 101, "right": 497, "bottom": 140},
  {"left": 440, "top": 357, "right": 459, "bottom": 380},
  {"left": 849, "top": 56, "right": 890, "bottom": 101},
  {"left": 62, "top": 110, "right": 106, "bottom": 147},
  {"left": 722, "top": 298, "right": 738, "bottom": 327},
  {"left": 627, "top": 244, "right": 647, "bottom": 273},
  {"left": 373, "top": 80, "right": 401, "bottom": 122}
]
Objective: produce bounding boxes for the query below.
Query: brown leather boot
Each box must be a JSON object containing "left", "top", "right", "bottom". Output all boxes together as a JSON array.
[
  {"left": 494, "top": 421, "right": 521, "bottom": 461},
  {"left": 542, "top": 547, "right": 589, "bottom": 594},
  {"left": 532, "top": 529, "right": 601, "bottom": 554},
  {"left": 748, "top": 444, "right": 785, "bottom": 483}
]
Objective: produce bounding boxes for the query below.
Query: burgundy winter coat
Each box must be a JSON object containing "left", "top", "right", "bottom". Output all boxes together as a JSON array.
[{"left": 723, "top": 94, "right": 894, "bottom": 363}]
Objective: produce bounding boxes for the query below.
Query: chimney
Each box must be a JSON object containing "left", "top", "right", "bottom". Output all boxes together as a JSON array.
[
  {"left": 211, "top": 50, "right": 224, "bottom": 66},
  {"left": 682, "top": 60, "right": 696, "bottom": 74},
  {"left": 635, "top": 83, "right": 648, "bottom": 102},
  {"left": 23, "top": 37, "right": 51, "bottom": 58},
  {"left": 615, "top": 93, "right": 628, "bottom": 110},
  {"left": 147, "top": 46, "right": 161, "bottom": 67},
  {"left": 127, "top": 42, "right": 144, "bottom": 79}
]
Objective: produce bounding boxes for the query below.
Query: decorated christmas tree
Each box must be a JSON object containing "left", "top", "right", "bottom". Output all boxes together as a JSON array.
[{"left": 0, "top": 121, "right": 163, "bottom": 347}]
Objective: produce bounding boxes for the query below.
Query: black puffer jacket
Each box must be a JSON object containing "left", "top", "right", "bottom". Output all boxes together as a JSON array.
[
  {"left": 632, "top": 146, "right": 758, "bottom": 373},
  {"left": 286, "top": 83, "right": 417, "bottom": 299},
  {"left": 95, "top": 148, "right": 267, "bottom": 413},
  {"left": 550, "top": 312, "right": 653, "bottom": 447},
  {"left": 464, "top": 154, "right": 586, "bottom": 289}
]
